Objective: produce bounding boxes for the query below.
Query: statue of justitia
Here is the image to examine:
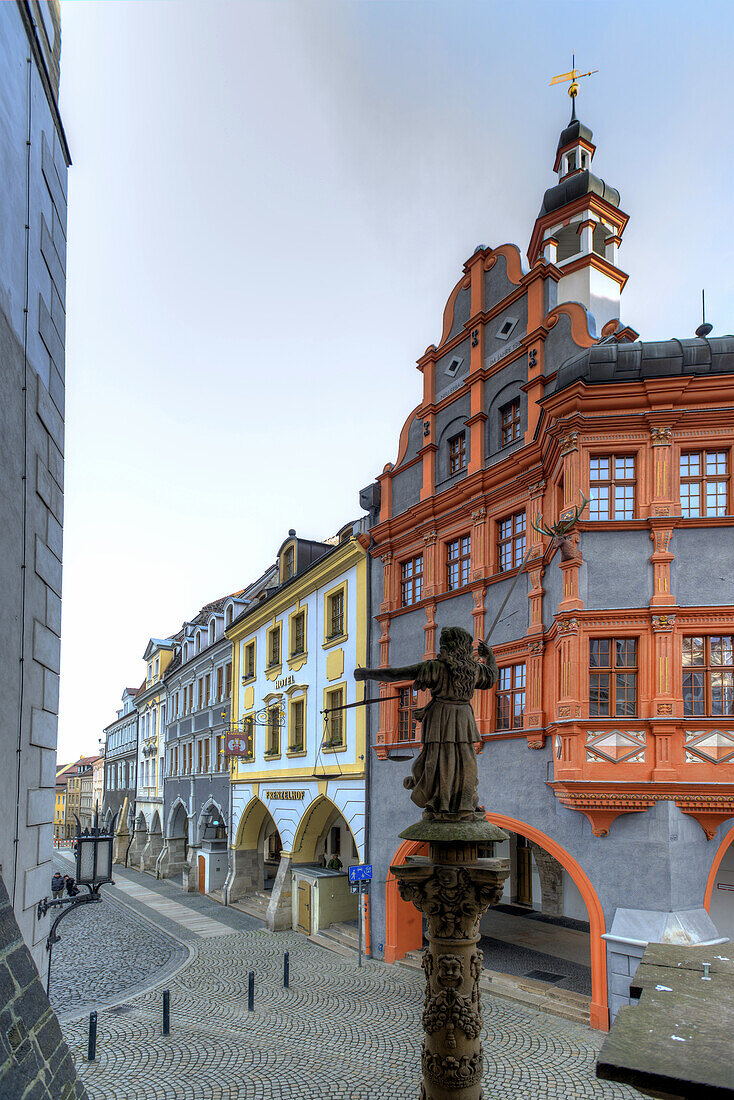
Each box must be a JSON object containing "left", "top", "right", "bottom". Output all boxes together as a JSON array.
[{"left": 354, "top": 627, "right": 498, "bottom": 818}]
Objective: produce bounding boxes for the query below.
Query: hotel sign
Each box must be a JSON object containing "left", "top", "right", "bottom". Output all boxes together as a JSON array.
[{"left": 266, "top": 790, "right": 305, "bottom": 801}]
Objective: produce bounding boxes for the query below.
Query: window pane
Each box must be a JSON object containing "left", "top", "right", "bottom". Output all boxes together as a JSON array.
[
  {"left": 683, "top": 671, "right": 705, "bottom": 716},
  {"left": 615, "top": 484, "right": 634, "bottom": 519},
  {"left": 615, "top": 673, "right": 637, "bottom": 716},
  {"left": 590, "top": 457, "right": 609, "bottom": 481},
  {"left": 616, "top": 639, "right": 637, "bottom": 667},
  {"left": 589, "top": 486, "right": 609, "bottom": 521},
  {"left": 706, "top": 481, "right": 727, "bottom": 516},
  {"left": 590, "top": 639, "right": 611, "bottom": 668},
  {"left": 681, "top": 483, "right": 700, "bottom": 517},
  {"left": 615, "top": 456, "right": 635, "bottom": 480},
  {"left": 682, "top": 636, "right": 704, "bottom": 666},
  {"left": 706, "top": 451, "right": 727, "bottom": 476},
  {"left": 711, "top": 671, "right": 734, "bottom": 715},
  {"left": 681, "top": 452, "right": 700, "bottom": 477},
  {"left": 589, "top": 673, "right": 610, "bottom": 716}
]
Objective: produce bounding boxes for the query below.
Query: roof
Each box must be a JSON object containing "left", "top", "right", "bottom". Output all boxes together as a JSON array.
[
  {"left": 557, "top": 117, "right": 593, "bottom": 154},
  {"left": 539, "top": 169, "right": 620, "bottom": 218},
  {"left": 554, "top": 336, "right": 734, "bottom": 392}
]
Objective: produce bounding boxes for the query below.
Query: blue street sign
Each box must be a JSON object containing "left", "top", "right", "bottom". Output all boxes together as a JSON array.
[{"left": 349, "top": 864, "right": 373, "bottom": 883}]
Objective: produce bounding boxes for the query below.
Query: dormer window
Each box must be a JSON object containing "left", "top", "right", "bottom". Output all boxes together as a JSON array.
[
  {"left": 209, "top": 620, "right": 216, "bottom": 645},
  {"left": 195, "top": 632, "right": 201, "bottom": 654},
  {"left": 284, "top": 546, "right": 295, "bottom": 580},
  {"left": 225, "top": 604, "right": 233, "bottom": 627}
]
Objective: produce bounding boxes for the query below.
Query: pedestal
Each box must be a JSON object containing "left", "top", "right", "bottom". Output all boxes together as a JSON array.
[{"left": 393, "top": 817, "right": 510, "bottom": 1100}]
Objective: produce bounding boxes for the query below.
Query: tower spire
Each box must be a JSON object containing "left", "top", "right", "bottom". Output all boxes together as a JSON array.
[{"left": 550, "top": 54, "right": 598, "bottom": 120}]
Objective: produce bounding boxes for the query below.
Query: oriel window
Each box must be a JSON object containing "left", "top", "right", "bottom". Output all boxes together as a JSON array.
[
  {"left": 683, "top": 635, "right": 734, "bottom": 716},
  {"left": 495, "top": 664, "right": 526, "bottom": 730},
  {"left": 589, "top": 638, "right": 638, "bottom": 717},
  {"left": 500, "top": 400, "right": 521, "bottom": 446},
  {"left": 680, "top": 451, "right": 729, "bottom": 517},
  {"left": 446, "top": 536, "right": 471, "bottom": 591},
  {"left": 589, "top": 455, "right": 636, "bottom": 520},
  {"left": 401, "top": 555, "right": 423, "bottom": 607},
  {"left": 448, "top": 432, "right": 466, "bottom": 475},
  {"left": 497, "top": 512, "right": 526, "bottom": 572}
]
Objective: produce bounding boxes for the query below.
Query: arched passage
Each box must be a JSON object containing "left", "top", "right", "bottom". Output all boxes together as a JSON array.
[
  {"left": 385, "top": 813, "right": 609, "bottom": 1031},
  {"left": 227, "top": 797, "right": 282, "bottom": 903},
  {"left": 290, "top": 795, "right": 359, "bottom": 867},
  {"left": 704, "top": 821, "right": 734, "bottom": 942}
]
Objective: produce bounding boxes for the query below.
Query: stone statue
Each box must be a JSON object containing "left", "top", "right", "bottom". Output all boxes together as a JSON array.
[{"left": 354, "top": 626, "right": 498, "bottom": 818}]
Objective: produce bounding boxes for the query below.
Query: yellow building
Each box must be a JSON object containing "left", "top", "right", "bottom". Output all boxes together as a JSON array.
[{"left": 225, "top": 524, "right": 368, "bottom": 934}]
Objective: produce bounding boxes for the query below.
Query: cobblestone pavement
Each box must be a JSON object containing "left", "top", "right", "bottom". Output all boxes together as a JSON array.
[
  {"left": 49, "top": 859, "right": 189, "bottom": 1020},
  {"left": 60, "top": 923, "right": 643, "bottom": 1100}
]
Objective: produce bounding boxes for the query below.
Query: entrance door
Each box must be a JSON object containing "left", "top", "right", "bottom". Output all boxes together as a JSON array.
[
  {"left": 297, "top": 881, "right": 311, "bottom": 934},
  {"left": 198, "top": 854, "right": 206, "bottom": 894},
  {"left": 516, "top": 837, "right": 532, "bottom": 907}
]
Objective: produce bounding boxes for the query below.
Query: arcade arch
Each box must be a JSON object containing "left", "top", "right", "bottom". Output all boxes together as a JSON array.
[
  {"left": 384, "top": 813, "right": 608, "bottom": 1031},
  {"left": 704, "top": 822, "right": 734, "bottom": 942},
  {"left": 227, "top": 797, "right": 283, "bottom": 902},
  {"left": 290, "top": 795, "right": 359, "bottom": 868}
]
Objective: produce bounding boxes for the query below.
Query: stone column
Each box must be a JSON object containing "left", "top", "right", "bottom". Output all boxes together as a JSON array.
[
  {"left": 224, "top": 848, "right": 264, "bottom": 904},
  {"left": 266, "top": 854, "right": 293, "bottom": 932},
  {"left": 393, "top": 819, "right": 509, "bottom": 1100},
  {"left": 112, "top": 816, "right": 130, "bottom": 865}
]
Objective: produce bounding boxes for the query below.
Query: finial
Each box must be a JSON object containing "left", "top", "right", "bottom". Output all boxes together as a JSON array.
[
  {"left": 696, "top": 289, "right": 713, "bottom": 338},
  {"left": 550, "top": 53, "right": 598, "bottom": 116}
]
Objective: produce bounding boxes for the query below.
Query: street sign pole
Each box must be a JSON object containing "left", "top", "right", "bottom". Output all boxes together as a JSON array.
[{"left": 358, "top": 881, "right": 363, "bottom": 968}]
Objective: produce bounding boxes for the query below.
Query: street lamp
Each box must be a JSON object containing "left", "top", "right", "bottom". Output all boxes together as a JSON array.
[{"left": 37, "top": 804, "right": 117, "bottom": 994}]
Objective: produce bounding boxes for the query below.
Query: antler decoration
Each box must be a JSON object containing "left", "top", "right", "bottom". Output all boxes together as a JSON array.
[{"left": 531, "top": 493, "right": 588, "bottom": 561}]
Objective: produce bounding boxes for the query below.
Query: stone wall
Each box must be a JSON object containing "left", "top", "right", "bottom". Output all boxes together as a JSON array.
[{"left": 0, "top": 870, "right": 86, "bottom": 1099}]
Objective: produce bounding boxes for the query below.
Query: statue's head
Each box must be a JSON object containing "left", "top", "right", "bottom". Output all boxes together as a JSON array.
[{"left": 438, "top": 627, "right": 474, "bottom": 658}]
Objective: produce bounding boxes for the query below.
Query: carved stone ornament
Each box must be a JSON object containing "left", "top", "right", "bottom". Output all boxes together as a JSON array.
[
  {"left": 424, "top": 530, "right": 438, "bottom": 546},
  {"left": 650, "top": 426, "right": 673, "bottom": 446},
  {"left": 557, "top": 618, "right": 579, "bottom": 635},
  {"left": 396, "top": 864, "right": 504, "bottom": 940},
  {"left": 422, "top": 1047, "right": 483, "bottom": 1089},
  {"left": 528, "top": 640, "right": 545, "bottom": 656},
  {"left": 559, "top": 431, "right": 579, "bottom": 455},
  {"left": 530, "top": 479, "right": 547, "bottom": 496},
  {"left": 471, "top": 507, "right": 487, "bottom": 523},
  {"left": 652, "top": 614, "right": 676, "bottom": 631}
]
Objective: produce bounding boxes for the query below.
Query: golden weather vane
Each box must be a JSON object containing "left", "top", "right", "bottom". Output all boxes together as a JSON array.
[{"left": 550, "top": 52, "right": 598, "bottom": 113}]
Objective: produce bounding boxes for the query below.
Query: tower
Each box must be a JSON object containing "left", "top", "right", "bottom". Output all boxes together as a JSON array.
[{"left": 528, "top": 100, "right": 629, "bottom": 335}]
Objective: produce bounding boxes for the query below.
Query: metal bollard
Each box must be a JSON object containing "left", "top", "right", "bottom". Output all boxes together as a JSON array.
[
  {"left": 248, "top": 970, "right": 254, "bottom": 1011},
  {"left": 162, "top": 989, "right": 170, "bottom": 1035},
  {"left": 87, "top": 1012, "right": 97, "bottom": 1062},
  {"left": 283, "top": 951, "right": 289, "bottom": 989}
]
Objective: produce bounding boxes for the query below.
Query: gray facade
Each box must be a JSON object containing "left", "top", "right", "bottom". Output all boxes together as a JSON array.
[
  {"left": 101, "top": 687, "right": 139, "bottom": 832},
  {"left": 0, "top": 1, "right": 70, "bottom": 971}
]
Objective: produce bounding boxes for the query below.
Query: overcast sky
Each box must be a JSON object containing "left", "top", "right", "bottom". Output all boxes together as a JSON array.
[{"left": 56, "top": 0, "right": 734, "bottom": 759}]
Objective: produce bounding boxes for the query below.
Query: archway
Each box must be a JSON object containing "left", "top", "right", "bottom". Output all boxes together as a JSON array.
[
  {"left": 159, "top": 800, "right": 189, "bottom": 881},
  {"left": 197, "top": 799, "right": 229, "bottom": 895},
  {"left": 290, "top": 795, "right": 360, "bottom": 868},
  {"left": 128, "top": 811, "right": 148, "bottom": 867},
  {"left": 385, "top": 813, "right": 609, "bottom": 1031},
  {"left": 141, "top": 810, "right": 164, "bottom": 872},
  {"left": 704, "top": 822, "right": 734, "bottom": 942},
  {"left": 227, "top": 797, "right": 281, "bottom": 903}
]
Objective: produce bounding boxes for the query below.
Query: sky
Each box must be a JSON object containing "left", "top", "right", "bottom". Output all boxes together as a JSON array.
[{"left": 56, "top": 0, "right": 734, "bottom": 760}]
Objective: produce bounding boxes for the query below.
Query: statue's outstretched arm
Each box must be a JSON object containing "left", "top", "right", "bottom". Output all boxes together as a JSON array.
[
  {"left": 476, "top": 643, "right": 499, "bottom": 689},
  {"left": 354, "top": 663, "right": 425, "bottom": 684}
]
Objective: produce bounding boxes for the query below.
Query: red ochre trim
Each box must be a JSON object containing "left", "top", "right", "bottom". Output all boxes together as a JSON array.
[
  {"left": 704, "top": 821, "right": 734, "bottom": 912},
  {"left": 484, "top": 243, "right": 525, "bottom": 286},
  {"left": 543, "top": 303, "right": 597, "bottom": 348},
  {"left": 385, "top": 814, "right": 609, "bottom": 1031},
  {"left": 437, "top": 274, "right": 471, "bottom": 349}
]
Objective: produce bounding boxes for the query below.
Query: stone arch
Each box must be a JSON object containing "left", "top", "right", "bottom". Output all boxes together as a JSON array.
[
  {"left": 290, "top": 795, "right": 359, "bottom": 865},
  {"left": 704, "top": 821, "right": 734, "bottom": 942},
  {"left": 234, "top": 797, "right": 274, "bottom": 851},
  {"left": 197, "top": 798, "right": 227, "bottom": 845},
  {"left": 166, "top": 798, "right": 189, "bottom": 840},
  {"left": 149, "top": 810, "right": 162, "bottom": 835},
  {"left": 103, "top": 808, "right": 113, "bottom": 832},
  {"left": 385, "top": 813, "right": 609, "bottom": 1031},
  {"left": 141, "top": 810, "right": 164, "bottom": 872},
  {"left": 226, "top": 797, "right": 281, "bottom": 904}
]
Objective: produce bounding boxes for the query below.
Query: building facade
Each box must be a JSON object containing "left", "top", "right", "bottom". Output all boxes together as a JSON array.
[
  {"left": 63, "top": 757, "right": 95, "bottom": 840},
  {"left": 160, "top": 585, "right": 268, "bottom": 891},
  {"left": 128, "top": 639, "right": 173, "bottom": 870},
  {"left": 226, "top": 526, "right": 368, "bottom": 933},
  {"left": 0, "top": 0, "right": 70, "bottom": 969},
  {"left": 102, "top": 686, "right": 139, "bottom": 835},
  {"left": 363, "top": 108, "right": 734, "bottom": 1030}
]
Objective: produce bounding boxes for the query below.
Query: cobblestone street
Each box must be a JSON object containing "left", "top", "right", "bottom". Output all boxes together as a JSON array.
[{"left": 55, "top": 869, "right": 642, "bottom": 1100}]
